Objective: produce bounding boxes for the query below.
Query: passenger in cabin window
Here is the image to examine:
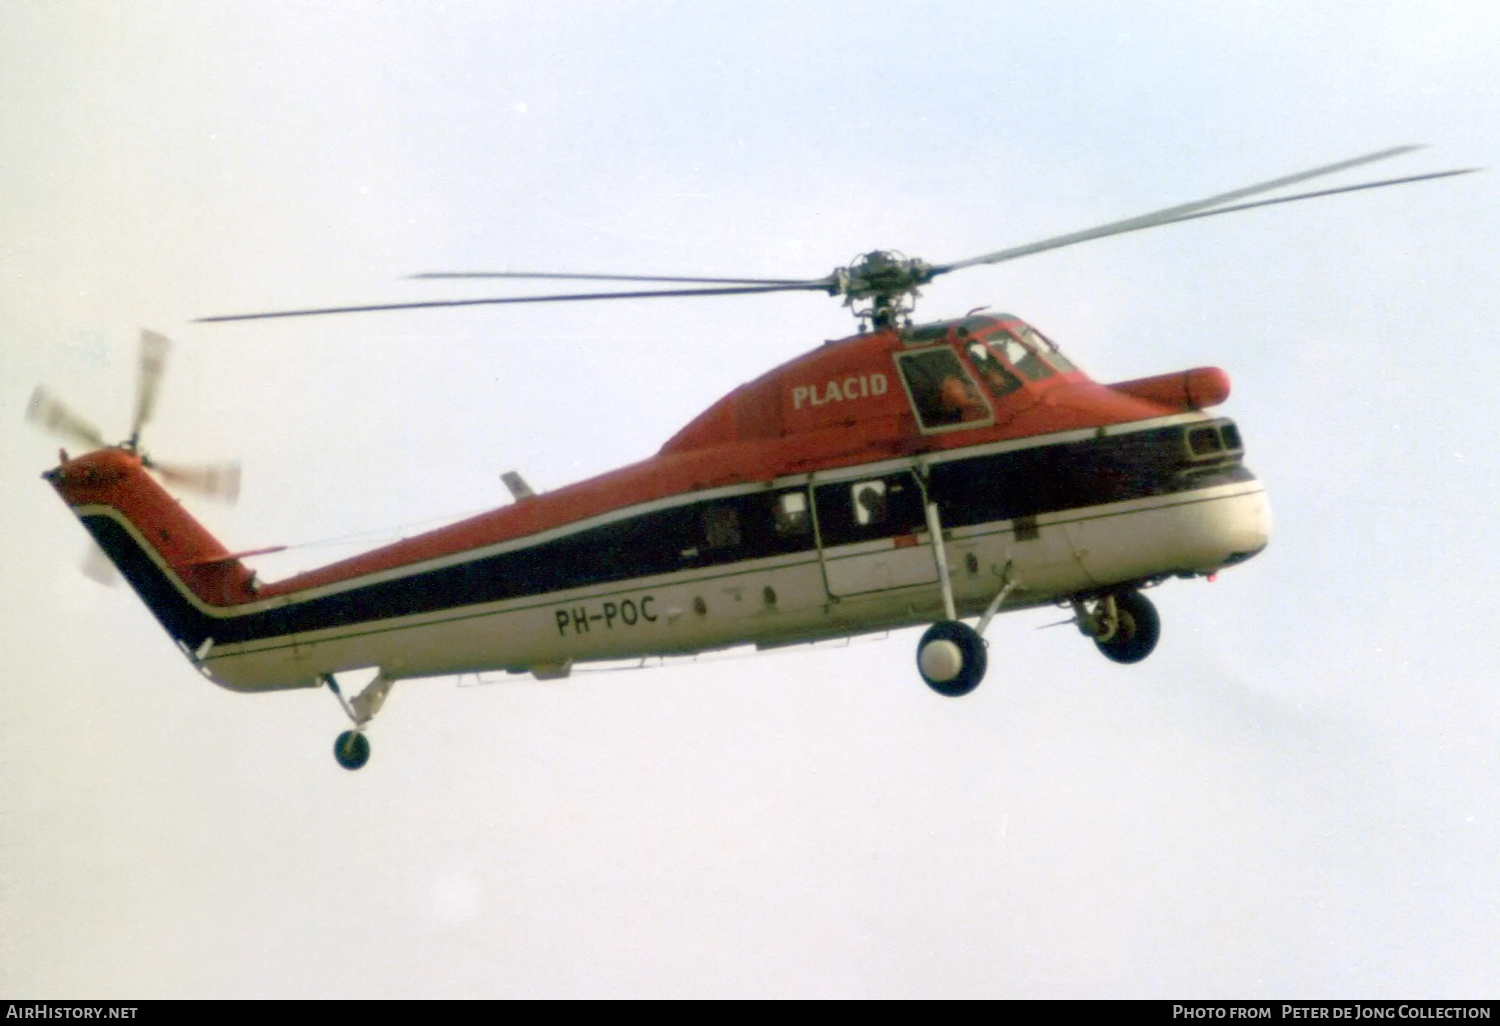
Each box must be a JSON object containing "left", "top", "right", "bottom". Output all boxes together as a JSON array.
[
  {"left": 939, "top": 375, "right": 987, "bottom": 422},
  {"left": 773, "top": 493, "right": 810, "bottom": 536},
  {"left": 896, "top": 347, "right": 990, "bottom": 428},
  {"left": 703, "top": 505, "right": 741, "bottom": 548},
  {"left": 855, "top": 483, "right": 888, "bottom": 525}
]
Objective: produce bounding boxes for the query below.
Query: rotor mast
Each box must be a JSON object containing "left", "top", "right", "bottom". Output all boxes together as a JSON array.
[{"left": 831, "top": 251, "right": 934, "bottom": 330}]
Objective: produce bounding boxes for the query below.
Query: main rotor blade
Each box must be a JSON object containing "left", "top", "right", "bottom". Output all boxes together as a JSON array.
[
  {"left": 936, "top": 145, "right": 1426, "bottom": 274},
  {"left": 411, "top": 271, "right": 818, "bottom": 286},
  {"left": 150, "top": 459, "right": 241, "bottom": 503},
  {"left": 198, "top": 282, "right": 832, "bottom": 323},
  {"left": 132, "top": 329, "right": 170, "bottom": 441},
  {"left": 1113, "top": 167, "right": 1483, "bottom": 231},
  {"left": 26, "top": 387, "right": 108, "bottom": 450}
]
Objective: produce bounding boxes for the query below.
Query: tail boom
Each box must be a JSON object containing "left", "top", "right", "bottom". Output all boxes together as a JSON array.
[{"left": 45, "top": 449, "right": 310, "bottom": 692}]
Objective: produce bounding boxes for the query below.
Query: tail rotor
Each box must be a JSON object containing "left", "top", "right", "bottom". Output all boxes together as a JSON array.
[
  {"left": 28, "top": 329, "right": 243, "bottom": 582},
  {"left": 26, "top": 387, "right": 109, "bottom": 451},
  {"left": 128, "top": 328, "right": 170, "bottom": 448},
  {"left": 147, "top": 457, "right": 241, "bottom": 503}
]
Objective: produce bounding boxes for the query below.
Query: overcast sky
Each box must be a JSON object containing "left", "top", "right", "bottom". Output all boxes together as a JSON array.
[{"left": 2, "top": 1, "right": 1497, "bottom": 998}]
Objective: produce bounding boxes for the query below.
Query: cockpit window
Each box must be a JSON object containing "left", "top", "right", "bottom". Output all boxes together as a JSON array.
[
  {"left": 1014, "top": 322, "right": 1077, "bottom": 373},
  {"left": 965, "top": 339, "right": 1022, "bottom": 399},
  {"left": 991, "top": 330, "right": 1057, "bottom": 381},
  {"left": 894, "top": 347, "right": 992, "bottom": 432}
]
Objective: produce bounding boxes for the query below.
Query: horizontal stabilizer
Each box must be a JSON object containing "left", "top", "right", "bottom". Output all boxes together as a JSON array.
[{"left": 182, "top": 545, "right": 288, "bottom": 568}]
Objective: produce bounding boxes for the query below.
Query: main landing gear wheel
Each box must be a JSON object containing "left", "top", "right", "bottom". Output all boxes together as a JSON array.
[
  {"left": 334, "top": 730, "right": 371, "bottom": 771},
  {"left": 917, "top": 620, "right": 988, "bottom": 697},
  {"left": 1093, "top": 590, "right": 1160, "bottom": 665},
  {"left": 324, "top": 673, "right": 395, "bottom": 770}
]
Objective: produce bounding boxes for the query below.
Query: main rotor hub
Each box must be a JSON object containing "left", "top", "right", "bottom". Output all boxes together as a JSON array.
[{"left": 831, "top": 251, "right": 935, "bottom": 329}]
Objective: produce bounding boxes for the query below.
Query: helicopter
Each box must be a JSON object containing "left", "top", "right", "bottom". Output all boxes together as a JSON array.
[{"left": 31, "top": 146, "right": 1476, "bottom": 770}]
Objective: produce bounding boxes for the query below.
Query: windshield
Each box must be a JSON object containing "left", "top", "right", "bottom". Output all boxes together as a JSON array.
[
  {"left": 965, "top": 339, "right": 1023, "bottom": 399},
  {"left": 1010, "top": 322, "right": 1077, "bottom": 374},
  {"left": 968, "top": 322, "right": 1077, "bottom": 394}
]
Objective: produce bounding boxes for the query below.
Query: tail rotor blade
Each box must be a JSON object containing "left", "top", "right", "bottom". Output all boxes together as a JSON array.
[
  {"left": 151, "top": 460, "right": 241, "bottom": 503},
  {"left": 31, "top": 331, "right": 241, "bottom": 507},
  {"left": 26, "top": 387, "right": 109, "bottom": 450},
  {"left": 132, "top": 330, "right": 170, "bottom": 442}
]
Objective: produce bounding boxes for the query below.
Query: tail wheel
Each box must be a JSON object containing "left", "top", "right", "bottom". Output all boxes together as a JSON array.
[
  {"left": 917, "top": 620, "right": 987, "bottom": 697},
  {"left": 334, "top": 730, "right": 371, "bottom": 771},
  {"left": 1094, "top": 591, "right": 1160, "bottom": 664}
]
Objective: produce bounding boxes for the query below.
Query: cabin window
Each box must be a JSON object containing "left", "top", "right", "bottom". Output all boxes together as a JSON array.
[
  {"left": 852, "top": 480, "right": 888, "bottom": 526},
  {"left": 679, "top": 490, "right": 818, "bottom": 562},
  {"left": 773, "top": 491, "right": 811, "bottom": 537},
  {"left": 814, "top": 472, "right": 926, "bottom": 547},
  {"left": 894, "top": 347, "right": 992, "bottom": 432},
  {"left": 702, "top": 504, "right": 741, "bottom": 548}
]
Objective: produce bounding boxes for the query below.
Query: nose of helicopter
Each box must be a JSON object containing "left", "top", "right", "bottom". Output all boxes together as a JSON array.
[{"left": 1211, "top": 480, "right": 1273, "bottom": 569}]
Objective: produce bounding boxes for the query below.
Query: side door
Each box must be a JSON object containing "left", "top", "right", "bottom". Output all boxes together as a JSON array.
[{"left": 813, "top": 470, "right": 936, "bottom": 598}]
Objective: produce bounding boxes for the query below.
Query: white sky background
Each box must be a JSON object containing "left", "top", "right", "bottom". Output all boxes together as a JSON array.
[{"left": 1, "top": 1, "right": 1497, "bottom": 998}]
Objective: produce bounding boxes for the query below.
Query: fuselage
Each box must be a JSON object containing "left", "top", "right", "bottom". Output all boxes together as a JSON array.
[{"left": 46, "top": 313, "right": 1270, "bottom": 691}]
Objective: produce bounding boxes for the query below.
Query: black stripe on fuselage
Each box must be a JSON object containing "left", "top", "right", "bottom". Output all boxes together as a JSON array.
[
  {"left": 83, "top": 419, "right": 1253, "bottom": 650},
  {"left": 929, "top": 420, "right": 1250, "bottom": 527},
  {"left": 83, "top": 513, "right": 216, "bottom": 649}
]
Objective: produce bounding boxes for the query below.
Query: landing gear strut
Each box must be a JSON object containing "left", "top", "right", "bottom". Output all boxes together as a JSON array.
[
  {"left": 324, "top": 672, "right": 395, "bottom": 771},
  {"left": 1074, "top": 590, "right": 1160, "bottom": 664}
]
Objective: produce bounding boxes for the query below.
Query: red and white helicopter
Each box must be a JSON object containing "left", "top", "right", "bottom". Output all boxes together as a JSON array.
[{"left": 31, "top": 146, "right": 1474, "bottom": 769}]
